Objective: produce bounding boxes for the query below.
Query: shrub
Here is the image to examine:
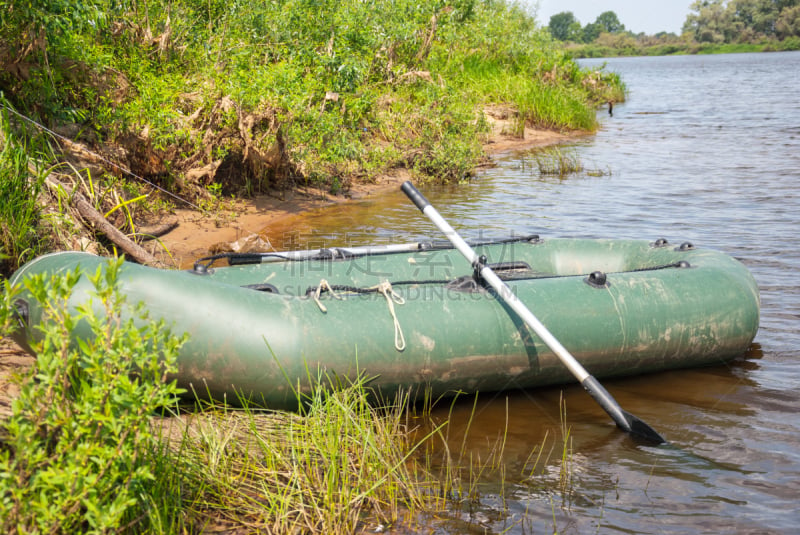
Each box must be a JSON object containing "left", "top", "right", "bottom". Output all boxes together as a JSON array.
[{"left": 0, "top": 258, "right": 186, "bottom": 533}]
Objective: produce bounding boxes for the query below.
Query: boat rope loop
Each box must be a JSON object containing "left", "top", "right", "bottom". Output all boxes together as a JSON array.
[
  {"left": 372, "top": 281, "right": 406, "bottom": 352},
  {"left": 309, "top": 279, "right": 406, "bottom": 351},
  {"left": 312, "top": 279, "right": 343, "bottom": 312}
]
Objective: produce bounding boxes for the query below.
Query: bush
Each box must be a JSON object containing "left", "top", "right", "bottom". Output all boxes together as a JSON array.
[{"left": 0, "top": 258, "right": 186, "bottom": 533}]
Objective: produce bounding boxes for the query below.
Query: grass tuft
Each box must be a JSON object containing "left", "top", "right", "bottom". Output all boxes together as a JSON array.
[
  {"left": 0, "top": 103, "right": 47, "bottom": 277},
  {"left": 158, "top": 381, "right": 445, "bottom": 533},
  {"left": 534, "top": 147, "right": 585, "bottom": 177}
]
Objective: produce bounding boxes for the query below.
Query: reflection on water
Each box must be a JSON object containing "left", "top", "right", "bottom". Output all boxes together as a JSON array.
[{"left": 261, "top": 52, "right": 800, "bottom": 533}]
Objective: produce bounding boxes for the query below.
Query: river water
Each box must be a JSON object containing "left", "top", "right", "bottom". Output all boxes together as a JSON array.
[{"left": 263, "top": 52, "right": 800, "bottom": 533}]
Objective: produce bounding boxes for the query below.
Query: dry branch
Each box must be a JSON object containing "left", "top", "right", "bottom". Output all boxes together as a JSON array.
[{"left": 44, "top": 176, "right": 164, "bottom": 267}]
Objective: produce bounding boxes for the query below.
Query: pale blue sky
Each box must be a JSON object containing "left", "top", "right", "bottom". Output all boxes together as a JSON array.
[{"left": 534, "top": 1, "right": 691, "bottom": 36}]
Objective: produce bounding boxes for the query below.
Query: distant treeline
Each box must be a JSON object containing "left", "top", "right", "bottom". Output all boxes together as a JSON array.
[
  {"left": 683, "top": 0, "right": 799, "bottom": 43},
  {"left": 547, "top": 0, "right": 800, "bottom": 57}
]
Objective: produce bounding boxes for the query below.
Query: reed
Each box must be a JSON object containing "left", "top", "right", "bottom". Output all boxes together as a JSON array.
[
  {"left": 404, "top": 391, "right": 585, "bottom": 533},
  {"left": 154, "top": 382, "right": 582, "bottom": 532},
  {"left": 534, "top": 147, "right": 585, "bottom": 177},
  {"left": 151, "top": 379, "right": 450, "bottom": 533}
]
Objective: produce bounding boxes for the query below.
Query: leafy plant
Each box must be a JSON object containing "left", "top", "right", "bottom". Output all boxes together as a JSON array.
[{"left": 0, "top": 258, "right": 186, "bottom": 533}]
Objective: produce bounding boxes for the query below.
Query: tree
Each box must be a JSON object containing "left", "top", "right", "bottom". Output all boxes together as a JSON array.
[
  {"left": 730, "top": 0, "right": 779, "bottom": 36},
  {"left": 583, "top": 22, "right": 602, "bottom": 42},
  {"left": 595, "top": 10, "right": 626, "bottom": 33},
  {"left": 548, "top": 11, "right": 581, "bottom": 40},
  {"left": 776, "top": 4, "right": 800, "bottom": 37},
  {"left": 0, "top": 0, "right": 107, "bottom": 63},
  {"left": 683, "top": 0, "right": 733, "bottom": 42},
  {"left": 683, "top": 0, "right": 800, "bottom": 42}
]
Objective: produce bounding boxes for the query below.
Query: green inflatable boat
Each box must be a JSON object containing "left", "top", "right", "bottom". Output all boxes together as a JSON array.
[{"left": 9, "top": 236, "right": 760, "bottom": 408}]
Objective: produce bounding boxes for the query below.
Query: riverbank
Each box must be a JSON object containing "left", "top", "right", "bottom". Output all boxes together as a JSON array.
[
  {"left": 566, "top": 36, "right": 800, "bottom": 58},
  {"left": 159, "top": 111, "right": 585, "bottom": 266},
  {"left": 2, "top": 0, "right": 628, "bottom": 280},
  {"left": 0, "top": 110, "right": 584, "bottom": 412}
]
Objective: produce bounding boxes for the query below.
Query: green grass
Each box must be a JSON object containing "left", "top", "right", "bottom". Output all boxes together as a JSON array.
[
  {"left": 159, "top": 385, "right": 443, "bottom": 532},
  {"left": 534, "top": 147, "right": 585, "bottom": 177},
  {"left": 0, "top": 104, "right": 48, "bottom": 277},
  {"left": 569, "top": 37, "right": 800, "bottom": 58},
  {"left": 693, "top": 42, "right": 769, "bottom": 54},
  {"left": 1, "top": 0, "right": 623, "bottom": 197}
]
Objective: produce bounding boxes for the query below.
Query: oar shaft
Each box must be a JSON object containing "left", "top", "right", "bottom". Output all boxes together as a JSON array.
[
  {"left": 401, "top": 181, "right": 665, "bottom": 443},
  {"left": 232, "top": 242, "right": 428, "bottom": 264},
  {"left": 403, "top": 181, "right": 590, "bottom": 380}
]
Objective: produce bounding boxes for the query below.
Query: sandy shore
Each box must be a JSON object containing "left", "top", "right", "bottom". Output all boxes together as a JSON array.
[{"left": 159, "top": 116, "right": 583, "bottom": 265}]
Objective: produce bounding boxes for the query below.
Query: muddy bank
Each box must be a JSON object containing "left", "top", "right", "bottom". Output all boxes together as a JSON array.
[{"left": 160, "top": 117, "right": 583, "bottom": 266}]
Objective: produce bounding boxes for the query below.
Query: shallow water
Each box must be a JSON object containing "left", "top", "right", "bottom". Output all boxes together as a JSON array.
[{"left": 261, "top": 52, "right": 800, "bottom": 533}]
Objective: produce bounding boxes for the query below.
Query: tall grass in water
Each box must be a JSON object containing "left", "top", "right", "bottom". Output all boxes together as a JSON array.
[
  {"left": 171, "top": 391, "right": 582, "bottom": 533},
  {"left": 534, "top": 147, "right": 585, "bottom": 177},
  {"left": 160, "top": 383, "right": 449, "bottom": 533},
  {"left": 407, "top": 393, "right": 581, "bottom": 532}
]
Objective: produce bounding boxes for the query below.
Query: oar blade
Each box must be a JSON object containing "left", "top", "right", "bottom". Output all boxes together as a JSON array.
[
  {"left": 623, "top": 411, "right": 667, "bottom": 444},
  {"left": 581, "top": 374, "right": 665, "bottom": 443}
]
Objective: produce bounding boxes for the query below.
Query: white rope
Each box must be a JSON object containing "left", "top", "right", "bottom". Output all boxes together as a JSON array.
[
  {"left": 312, "top": 279, "right": 405, "bottom": 352},
  {"left": 372, "top": 280, "right": 406, "bottom": 352},
  {"left": 312, "top": 279, "right": 342, "bottom": 312}
]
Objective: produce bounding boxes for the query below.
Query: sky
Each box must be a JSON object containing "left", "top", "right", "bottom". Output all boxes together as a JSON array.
[{"left": 534, "top": 1, "right": 691, "bottom": 36}]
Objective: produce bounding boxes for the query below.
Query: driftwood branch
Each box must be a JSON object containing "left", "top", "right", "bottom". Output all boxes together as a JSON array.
[
  {"left": 132, "top": 219, "right": 179, "bottom": 241},
  {"left": 45, "top": 176, "right": 164, "bottom": 267}
]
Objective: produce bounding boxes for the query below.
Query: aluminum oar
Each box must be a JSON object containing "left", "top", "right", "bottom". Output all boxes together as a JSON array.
[{"left": 401, "top": 181, "right": 666, "bottom": 444}]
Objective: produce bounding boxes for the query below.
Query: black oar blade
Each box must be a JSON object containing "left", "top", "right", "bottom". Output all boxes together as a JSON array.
[
  {"left": 582, "top": 374, "right": 666, "bottom": 444},
  {"left": 622, "top": 411, "right": 667, "bottom": 444}
]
